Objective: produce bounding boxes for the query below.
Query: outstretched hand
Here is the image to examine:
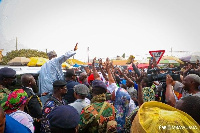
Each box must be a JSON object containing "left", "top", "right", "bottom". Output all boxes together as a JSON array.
[
  {"left": 92, "top": 57, "right": 96, "bottom": 66},
  {"left": 74, "top": 43, "right": 78, "bottom": 51}
]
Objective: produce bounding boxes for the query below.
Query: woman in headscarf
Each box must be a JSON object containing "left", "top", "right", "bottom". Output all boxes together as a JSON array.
[{"left": 3, "top": 89, "right": 34, "bottom": 133}]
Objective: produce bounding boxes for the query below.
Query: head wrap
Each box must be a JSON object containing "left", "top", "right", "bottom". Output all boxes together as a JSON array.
[
  {"left": 131, "top": 101, "right": 200, "bottom": 133},
  {"left": 3, "top": 89, "right": 28, "bottom": 114}
]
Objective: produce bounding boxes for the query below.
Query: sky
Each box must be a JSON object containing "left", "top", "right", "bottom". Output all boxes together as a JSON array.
[{"left": 0, "top": 0, "right": 200, "bottom": 62}]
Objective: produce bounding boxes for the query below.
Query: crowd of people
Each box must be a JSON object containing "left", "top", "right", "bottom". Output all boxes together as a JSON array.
[{"left": 0, "top": 44, "right": 200, "bottom": 133}]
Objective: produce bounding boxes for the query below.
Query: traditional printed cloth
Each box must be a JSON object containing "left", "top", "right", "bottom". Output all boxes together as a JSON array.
[
  {"left": 79, "top": 93, "right": 116, "bottom": 133},
  {"left": 124, "top": 106, "right": 139, "bottom": 133},
  {"left": 3, "top": 89, "right": 28, "bottom": 114},
  {"left": 38, "top": 51, "right": 76, "bottom": 104},
  {"left": 40, "top": 96, "right": 66, "bottom": 133},
  {"left": 114, "top": 88, "right": 130, "bottom": 133},
  {"left": 0, "top": 85, "right": 11, "bottom": 107},
  {"left": 142, "top": 87, "right": 155, "bottom": 102}
]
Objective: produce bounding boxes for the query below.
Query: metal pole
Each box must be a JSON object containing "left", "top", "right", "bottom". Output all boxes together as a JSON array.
[{"left": 16, "top": 37, "right": 18, "bottom": 50}]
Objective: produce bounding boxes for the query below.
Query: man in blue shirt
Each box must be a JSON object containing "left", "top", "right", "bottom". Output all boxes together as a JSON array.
[{"left": 38, "top": 43, "right": 78, "bottom": 105}]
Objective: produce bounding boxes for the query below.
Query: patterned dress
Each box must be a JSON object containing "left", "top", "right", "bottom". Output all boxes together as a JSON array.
[
  {"left": 0, "top": 85, "right": 10, "bottom": 107},
  {"left": 40, "top": 96, "right": 66, "bottom": 133},
  {"left": 79, "top": 94, "right": 116, "bottom": 133},
  {"left": 114, "top": 88, "right": 130, "bottom": 133}
]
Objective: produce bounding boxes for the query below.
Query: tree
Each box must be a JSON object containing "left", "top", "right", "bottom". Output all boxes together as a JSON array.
[
  {"left": 0, "top": 49, "right": 48, "bottom": 65},
  {"left": 122, "top": 53, "right": 125, "bottom": 58}
]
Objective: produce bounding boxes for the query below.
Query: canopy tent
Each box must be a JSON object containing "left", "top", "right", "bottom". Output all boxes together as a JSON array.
[
  {"left": 67, "top": 59, "right": 87, "bottom": 65},
  {"left": 62, "top": 62, "right": 72, "bottom": 69},
  {"left": 137, "top": 63, "right": 149, "bottom": 69},
  {"left": 27, "top": 57, "right": 49, "bottom": 66},
  {"left": 180, "top": 55, "right": 200, "bottom": 63},
  {"left": 7, "top": 57, "right": 30, "bottom": 66},
  {"left": 159, "top": 59, "right": 179, "bottom": 64},
  {"left": 162, "top": 56, "right": 184, "bottom": 64}
]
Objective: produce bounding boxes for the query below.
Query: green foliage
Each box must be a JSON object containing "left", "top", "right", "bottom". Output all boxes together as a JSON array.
[
  {"left": 0, "top": 49, "right": 48, "bottom": 65},
  {"left": 122, "top": 53, "right": 125, "bottom": 58}
]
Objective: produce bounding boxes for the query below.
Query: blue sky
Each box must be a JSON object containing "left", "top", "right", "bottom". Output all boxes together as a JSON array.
[{"left": 0, "top": 0, "right": 200, "bottom": 62}]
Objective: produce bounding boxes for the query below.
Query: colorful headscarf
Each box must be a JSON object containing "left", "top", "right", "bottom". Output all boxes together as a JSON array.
[
  {"left": 131, "top": 101, "right": 200, "bottom": 133},
  {"left": 3, "top": 89, "right": 28, "bottom": 114}
]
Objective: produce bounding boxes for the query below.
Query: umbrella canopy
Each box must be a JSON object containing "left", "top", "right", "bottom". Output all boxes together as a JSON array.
[
  {"left": 162, "top": 56, "right": 184, "bottom": 64},
  {"left": 180, "top": 55, "right": 200, "bottom": 63},
  {"left": 159, "top": 59, "right": 179, "bottom": 64},
  {"left": 67, "top": 59, "right": 86, "bottom": 65},
  {"left": 62, "top": 62, "right": 72, "bottom": 68},
  {"left": 27, "top": 57, "right": 49, "bottom": 66},
  {"left": 7, "top": 57, "right": 30, "bottom": 66},
  {"left": 73, "top": 63, "right": 80, "bottom": 68},
  {"left": 137, "top": 63, "right": 149, "bottom": 69}
]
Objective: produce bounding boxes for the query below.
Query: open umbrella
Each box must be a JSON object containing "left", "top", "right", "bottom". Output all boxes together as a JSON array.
[
  {"left": 180, "top": 55, "right": 200, "bottom": 63},
  {"left": 162, "top": 56, "right": 184, "bottom": 64},
  {"left": 27, "top": 57, "right": 49, "bottom": 66},
  {"left": 137, "top": 64, "right": 149, "bottom": 69},
  {"left": 159, "top": 59, "right": 179, "bottom": 64},
  {"left": 7, "top": 57, "right": 30, "bottom": 66}
]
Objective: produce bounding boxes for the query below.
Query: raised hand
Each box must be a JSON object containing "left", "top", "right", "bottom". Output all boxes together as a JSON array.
[
  {"left": 92, "top": 57, "right": 96, "bottom": 66},
  {"left": 98, "top": 58, "right": 103, "bottom": 66},
  {"left": 74, "top": 43, "right": 78, "bottom": 51}
]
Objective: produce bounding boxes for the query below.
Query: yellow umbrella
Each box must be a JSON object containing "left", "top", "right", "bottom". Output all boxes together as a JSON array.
[
  {"left": 27, "top": 57, "right": 49, "bottom": 66},
  {"left": 62, "top": 62, "right": 72, "bottom": 68},
  {"left": 162, "top": 56, "right": 184, "bottom": 64},
  {"left": 67, "top": 59, "right": 86, "bottom": 65}
]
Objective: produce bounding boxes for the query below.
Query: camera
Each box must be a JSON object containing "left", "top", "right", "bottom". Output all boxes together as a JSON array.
[
  {"left": 147, "top": 67, "right": 181, "bottom": 83},
  {"left": 147, "top": 67, "right": 181, "bottom": 103}
]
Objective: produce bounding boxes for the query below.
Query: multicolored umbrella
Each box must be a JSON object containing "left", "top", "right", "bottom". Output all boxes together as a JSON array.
[
  {"left": 162, "top": 56, "right": 184, "bottom": 64},
  {"left": 159, "top": 59, "right": 179, "bottom": 64},
  {"left": 180, "top": 55, "right": 200, "bottom": 63},
  {"left": 7, "top": 57, "right": 30, "bottom": 66}
]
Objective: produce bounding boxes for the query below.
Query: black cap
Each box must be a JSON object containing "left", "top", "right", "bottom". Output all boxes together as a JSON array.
[
  {"left": 53, "top": 80, "right": 67, "bottom": 87},
  {"left": 65, "top": 69, "right": 76, "bottom": 78},
  {"left": 0, "top": 67, "right": 16, "bottom": 79},
  {"left": 48, "top": 105, "right": 80, "bottom": 129}
]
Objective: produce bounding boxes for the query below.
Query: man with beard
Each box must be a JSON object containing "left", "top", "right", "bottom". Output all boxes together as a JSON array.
[
  {"left": 165, "top": 74, "right": 200, "bottom": 107},
  {"left": 0, "top": 67, "right": 16, "bottom": 107},
  {"left": 40, "top": 80, "right": 67, "bottom": 133},
  {"left": 21, "top": 74, "right": 48, "bottom": 133}
]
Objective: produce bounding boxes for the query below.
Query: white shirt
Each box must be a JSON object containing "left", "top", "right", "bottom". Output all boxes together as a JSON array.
[{"left": 9, "top": 110, "right": 34, "bottom": 133}]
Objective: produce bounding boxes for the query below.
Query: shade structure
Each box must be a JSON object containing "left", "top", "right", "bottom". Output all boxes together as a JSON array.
[
  {"left": 67, "top": 59, "right": 86, "bottom": 65},
  {"left": 62, "top": 62, "right": 71, "bottom": 68},
  {"left": 159, "top": 59, "right": 179, "bottom": 64},
  {"left": 73, "top": 63, "right": 80, "bottom": 68},
  {"left": 27, "top": 57, "right": 49, "bottom": 66},
  {"left": 7, "top": 57, "right": 30, "bottom": 66},
  {"left": 162, "top": 56, "right": 184, "bottom": 64},
  {"left": 137, "top": 63, "right": 149, "bottom": 69},
  {"left": 180, "top": 55, "right": 200, "bottom": 63}
]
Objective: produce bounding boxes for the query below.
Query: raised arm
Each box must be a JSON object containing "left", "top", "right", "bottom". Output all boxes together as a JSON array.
[
  {"left": 165, "top": 74, "right": 176, "bottom": 107},
  {"left": 92, "top": 57, "right": 101, "bottom": 80},
  {"left": 58, "top": 43, "right": 78, "bottom": 64},
  {"left": 131, "top": 58, "right": 141, "bottom": 77},
  {"left": 98, "top": 58, "right": 108, "bottom": 81}
]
